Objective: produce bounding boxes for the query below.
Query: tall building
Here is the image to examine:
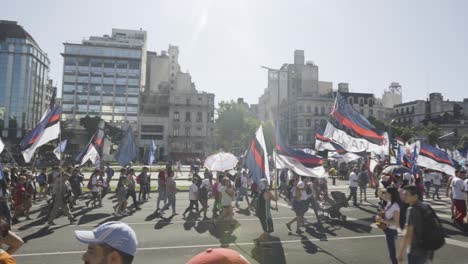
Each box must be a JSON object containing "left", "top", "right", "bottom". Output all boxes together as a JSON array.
[
  {"left": 0, "top": 20, "right": 51, "bottom": 138},
  {"left": 257, "top": 50, "right": 397, "bottom": 148},
  {"left": 61, "top": 28, "right": 147, "bottom": 130},
  {"left": 140, "top": 45, "right": 215, "bottom": 160}
]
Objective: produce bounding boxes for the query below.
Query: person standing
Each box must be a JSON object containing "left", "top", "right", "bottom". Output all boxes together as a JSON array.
[
  {"left": 398, "top": 185, "right": 434, "bottom": 264},
  {"left": 347, "top": 167, "right": 359, "bottom": 206},
  {"left": 432, "top": 171, "right": 442, "bottom": 200},
  {"left": 23, "top": 172, "right": 35, "bottom": 220},
  {"left": 114, "top": 176, "right": 128, "bottom": 216},
  {"left": 451, "top": 168, "right": 466, "bottom": 228},
  {"left": 126, "top": 169, "right": 140, "bottom": 210},
  {"left": 48, "top": 172, "right": 76, "bottom": 225},
  {"left": 161, "top": 172, "right": 178, "bottom": 216},
  {"left": 138, "top": 167, "right": 149, "bottom": 201},
  {"left": 256, "top": 178, "right": 277, "bottom": 243},
  {"left": 105, "top": 164, "right": 114, "bottom": 188},
  {"left": 376, "top": 187, "right": 401, "bottom": 264},
  {"left": 358, "top": 166, "right": 369, "bottom": 203},
  {"left": 198, "top": 178, "right": 211, "bottom": 219},
  {"left": 11, "top": 177, "right": 26, "bottom": 224},
  {"left": 183, "top": 178, "right": 199, "bottom": 218},
  {"left": 219, "top": 178, "right": 235, "bottom": 226}
]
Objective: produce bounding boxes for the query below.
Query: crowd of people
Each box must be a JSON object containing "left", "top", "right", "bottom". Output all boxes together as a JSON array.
[{"left": 0, "top": 157, "right": 466, "bottom": 263}]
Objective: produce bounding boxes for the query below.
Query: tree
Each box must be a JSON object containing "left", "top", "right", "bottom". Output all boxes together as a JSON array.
[
  {"left": 214, "top": 100, "right": 260, "bottom": 155},
  {"left": 368, "top": 116, "right": 387, "bottom": 132},
  {"left": 422, "top": 124, "right": 441, "bottom": 146},
  {"left": 79, "top": 115, "right": 103, "bottom": 139}
]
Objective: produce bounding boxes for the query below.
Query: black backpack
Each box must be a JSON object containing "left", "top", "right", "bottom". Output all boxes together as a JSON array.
[{"left": 416, "top": 202, "right": 445, "bottom": 251}]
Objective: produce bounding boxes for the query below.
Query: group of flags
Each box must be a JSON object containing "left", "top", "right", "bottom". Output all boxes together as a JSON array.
[{"left": 245, "top": 92, "right": 464, "bottom": 186}]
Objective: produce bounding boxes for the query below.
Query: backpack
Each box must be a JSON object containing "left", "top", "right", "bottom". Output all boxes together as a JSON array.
[{"left": 416, "top": 203, "right": 445, "bottom": 251}]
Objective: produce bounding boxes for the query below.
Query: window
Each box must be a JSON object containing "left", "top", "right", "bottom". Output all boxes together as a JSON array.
[
  {"left": 314, "top": 106, "right": 319, "bottom": 115},
  {"left": 173, "top": 127, "right": 179, "bottom": 136},
  {"left": 174, "top": 111, "right": 180, "bottom": 121},
  {"left": 306, "top": 119, "right": 311, "bottom": 127},
  {"left": 185, "top": 112, "right": 191, "bottom": 122},
  {"left": 348, "top": 97, "right": 353, "bottom": 104},
  {"left": 185, "top": 127, "right": 191, "bottom": 137},
  {"left": 369, "top": 109, "right": 373, "bottom": 116},
  {"left": 320, "top": 106, "right": 325, "bottom": 116},
  {"left": 307, "top": 106, "right": 311, "bottom": 113},
  {"left": 141, "top": 125, "right": 164, "bottom": 133},
  {"left": 196, "top": 112, "right": 202, "bottom": 122},
  {"left": 359, "top": 98, "right": 364, "bottom": 107},
  {"left": 186, "top": 98, "right": 191, "bottom": 106}
]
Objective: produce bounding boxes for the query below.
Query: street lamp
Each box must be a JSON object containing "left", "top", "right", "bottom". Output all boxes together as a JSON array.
[{"left": 438, "top": 132, "right": 454, "bottom": 139}]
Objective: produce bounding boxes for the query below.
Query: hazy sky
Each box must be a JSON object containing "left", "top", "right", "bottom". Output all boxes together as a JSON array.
[{"left": 3, "top": 0, "right": 468, "bottom": 105}]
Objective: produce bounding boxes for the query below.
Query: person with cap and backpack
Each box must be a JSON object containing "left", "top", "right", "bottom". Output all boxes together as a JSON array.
[
  {"left": 74, "top": 221, "right": 138, "bottom": 264},
  {"left": 398, "top": 185, "right": 445, "bottom": 264}
]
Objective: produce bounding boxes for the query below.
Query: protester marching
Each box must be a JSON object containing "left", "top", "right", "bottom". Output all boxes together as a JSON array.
[{"left": 0, "top": 90, "right": 466, "bottom": 264}]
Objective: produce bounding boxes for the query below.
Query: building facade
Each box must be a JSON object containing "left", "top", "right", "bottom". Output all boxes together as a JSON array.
[
  {"left": 258, "top": 50, "right": 399, "bottom": 149},
  {"left": 61, "top": 28, "right": 147, "bottom": 130},
  {"left": 140, "top": 46, "right": 215, "bottom": 160},
  {"left": 0, "top": 20, "right": 51, "bottom": 138}
]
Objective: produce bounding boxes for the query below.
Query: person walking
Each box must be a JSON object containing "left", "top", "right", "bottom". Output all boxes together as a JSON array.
[
  {"left": 235, "top": 171, "right": 250, "bottom": 209},
  {"left": 219, "top": 178, "right": 235, "bottom": 226},
  {"left": 376, "top": 187, "right": 401, "bottom": 264},
  {"left": 183, "top": 178, "right": 199, "bottom": 218},
  {"left": 126, "top": 169, "right": 140, "bottom": 210},
  {"left": 23, "top": 172, "right": 35, "bottom": 220},
  {"left": 398, "top": 185, "right": 434, "bottom": 264},
  {"left": 198, "top": 178, "right": 211, "bottom": 219},
  {"left": 160, "top": 172, "right": 178, "bottom": 216},
  {"left": 256, "top": 178, "right": 277, "bottom": 243},
  {"left": 85, "top": 169, "right": 102, "bottom": 208},
  {"left": 432, "top": 171, "right": 442, "bottom": 200},
  {"left": 114, "top": 176, "right": 128, "bottom": 216},
  {"left": 305, "top": 178, "right": 321, "bottom": 223},
  {"left": 0, "top": 179, "right": 11, "bottom": 225},
  {"left": 423, "top": 170, "right": 433, "bottom": 199},
  {"left": 347, "top": 167, "right": 359, "bottom": 206},
  {"left": 358, "top": 166, "right": 369, "bottom": 203},
  {"left": 11, "top": 177, "right": 26, "bottom": 224},
  {"left": 48, "top": 172, "right": 76, "bottom": 225},
  {"left": 138, "top": 167, "right": 150, "bottom": 201},
  {"left": 36, "top": 168, "right": 48, "bottom": 199},
  {"left": 451, "top": 168, "right": 466, "bottom": 228},
  {"left": 286, "top": 181, "right": 308, "bottom": 234},
  {"left": 156, "top": 168, "right": 168, "bottom": 213}
]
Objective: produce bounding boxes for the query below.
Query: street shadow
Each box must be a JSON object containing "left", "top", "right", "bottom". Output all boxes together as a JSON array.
[
  {"left": 194, "top": 218, "right": 213, "bottom": 234},
  {"left": 208, "top": 219, "right": 240, "bottom": 247},
  {"left": 78, "top": 213, "right": 111, "bottom": 225},
  {"left": 235, "top": 207, "right": 251, "bottom": 217},
  {"left": 305, "top": 224, "right": 328, "bottom": 240},
  {"left": 298, "top": 235, "right": 347, "bottom": 264},
  {"left": 145, "top": 211, "right": 160, "bottom": 221},
  {"left": 183, "top": 212, "right": 199, "bottom": 231},
  {"left": 250, "top": 236, "right": 286, "bottom": 264},
  {"left": 22, "top": 224, "right": 67, "bottom": 243},
  {"left": 327, "top": 217, "right": 373, "bottom": 234},
  {"left": 95, "top": 215, "right": 125, "bottom": 226},
  {"left": 154, "top": 215, "right": 175, "bottom": 230},
  {"left": 355, "top": 205, "right": 379, "bottom": 215},
  {"left": 17, "top": 216, "right": 49, "bottom": 231},
  {"left": 440, "top": 218, "right": 468, "bottom": 236}
]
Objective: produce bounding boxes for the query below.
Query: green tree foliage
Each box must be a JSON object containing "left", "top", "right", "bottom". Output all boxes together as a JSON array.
[
  {"left": 367, "top": 116, "right": 387, "bottom": 132},
  {"left": 214, "top": 100, "right": 260, "bottom": 155},
  {"left": 457, "top": 134, "right": 468, "bottom": 149},
  {"left": 422, "top": 124, "right": 441, "bottom": 145},
  {"left": 79, "top": 115, "right": 102, "bottom": 139}
]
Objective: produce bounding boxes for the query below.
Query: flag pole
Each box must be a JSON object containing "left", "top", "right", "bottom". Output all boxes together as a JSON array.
[{"left": 5, "top": 147, "right": 17, "bottom": 165}]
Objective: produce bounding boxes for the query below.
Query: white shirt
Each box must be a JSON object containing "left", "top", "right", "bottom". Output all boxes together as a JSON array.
[
  {"left": 423, "top": 172, "right": 433, "bottom": 183},
  {"left": 91, "top": 175, "right": 99, "bottom": 192},
  {"left": 188, "top": 183, "right": 199, "bottom": 200},
  {"left": 432, "top": 172, "right": 442, "bottom": 186},
  {"left": 464, "top": 179, "right": 468, "bottom": 192},
  {"left": 451, "top": 177, "right": 465, "bottom": 200},
  {"left": 384, "top": 202, "right": 400, "bottom": 230},
  {"left": 349, "top": 172, "right": 358, "bottom": 187}
]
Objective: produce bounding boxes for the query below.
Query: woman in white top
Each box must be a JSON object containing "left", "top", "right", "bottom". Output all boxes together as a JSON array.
[
  {"left": 220, "top": 178, "right": 235, "bottom": 225},
  {"left": 376, "top": 186, "right": 401, "bottom": 264},
  {"left": 286, "top": 181, "right": 309, "bottom": 234}
]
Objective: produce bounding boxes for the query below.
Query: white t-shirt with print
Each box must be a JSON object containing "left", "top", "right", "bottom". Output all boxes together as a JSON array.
[
  {"left": 451, "top": 177, "right": 465, "bottom": 200},
  {"left": 423, "top": 172, "right": 433, "bottom": 183},
  {"left": 432, "top": 172, "right": 442, "bottom": 186}
]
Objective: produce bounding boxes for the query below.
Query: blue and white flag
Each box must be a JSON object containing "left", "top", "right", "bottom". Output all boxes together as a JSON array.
[
  {"left": 115, "top": 126, "right": 139, "bottom": 167},
  {"left": 53, "top": 140, "right": 68, "bottom": 160},
  {"left": 20, "top": 105, "right": 61, "bottom": 162},
  {"left": 0, "top": 162, "right": 4, "bottom": 181},
  {"left": 148, "top": 140, "right": 157, "bottom": 165}
]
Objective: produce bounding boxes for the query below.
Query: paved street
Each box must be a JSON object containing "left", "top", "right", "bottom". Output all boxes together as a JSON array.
[{"left": 10, "top": 183, "right": 468, "bottom": 264}]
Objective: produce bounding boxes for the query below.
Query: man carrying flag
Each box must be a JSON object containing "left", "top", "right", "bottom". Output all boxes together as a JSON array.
[
  {"left": 76, "top": 124, "right": 105, "bottom": 166},
  {"left": 244, "top": 126, "right": 270, "bottom": 186}
]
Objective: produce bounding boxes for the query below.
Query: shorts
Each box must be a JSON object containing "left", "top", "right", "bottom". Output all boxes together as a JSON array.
[
  {"left": 293, "top": 200, "right": 308, "bottom": 216},
  {"left": 259, "top": 216, "right": 274, "bottom": 233}
]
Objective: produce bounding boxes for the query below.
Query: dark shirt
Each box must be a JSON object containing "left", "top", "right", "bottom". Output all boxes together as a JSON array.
[{"left": 406, "top": 202, "right": 431, "bottom": 256}]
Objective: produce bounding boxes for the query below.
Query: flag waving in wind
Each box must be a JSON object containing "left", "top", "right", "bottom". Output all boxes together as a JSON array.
[
  {"left": 76, "top": 127, "right": 105, "bottom": 166},
  {"left": 148, "top": 140, "right": 157, "bottom": 165},
  {"left": 417, "top": 143, "right": 455, "bottom": 176},
  {"left": 115, "top": 126, "right": 139, "bottom": 167},
  {"left": 20, "top": 105, "right": 61, "bottom": 162},
  {"left": 324, "top": 93, "right": 387, "bottom": 155},
  {"left": 245, "top": 125, "right": 270, "bottom": 185},
  {"left": 53, "top": 140, "right": 68, "bottom": 160},
  {"left": 275, "top": 124, "right": 326, "bottom": 178}
]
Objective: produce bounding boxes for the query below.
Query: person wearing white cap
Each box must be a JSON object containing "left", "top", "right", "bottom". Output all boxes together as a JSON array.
[{"left": 74, "top": 221, "right": 138, "bottom": 264}]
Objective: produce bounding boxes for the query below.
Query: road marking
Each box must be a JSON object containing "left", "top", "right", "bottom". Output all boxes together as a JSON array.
[{"left": 14, "top": 234, "right": 388, "bottom": 257}]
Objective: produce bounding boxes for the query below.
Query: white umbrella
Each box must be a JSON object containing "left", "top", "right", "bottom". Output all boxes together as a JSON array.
[{"left": 204, "top": 152, "right": 239, "bottom": 172}]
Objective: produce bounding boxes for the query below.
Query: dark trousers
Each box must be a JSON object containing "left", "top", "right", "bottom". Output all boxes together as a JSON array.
[
  {"left": 384, "top": 228, "right": 398, "bottom": 264},
  {"left": 184, "top": 200, "right": 199, "bottom": 215},
  {"left": 126, "top": 189, "right": 138, "bottom": 207},
  {"left": 0, "top": 201, "right": 11, "bottom": 225},
  {"left": 432, "top": 185, "right": 441, "bottom": 199},
  {"left": 308, "top": 196, "right": 320, "bottom": 220},
  {"left": 424, "top": 182, "right": 431, "bottom": 198},
  {"left": 347, "top": 187, "right": 358, "bottom": 205}
]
